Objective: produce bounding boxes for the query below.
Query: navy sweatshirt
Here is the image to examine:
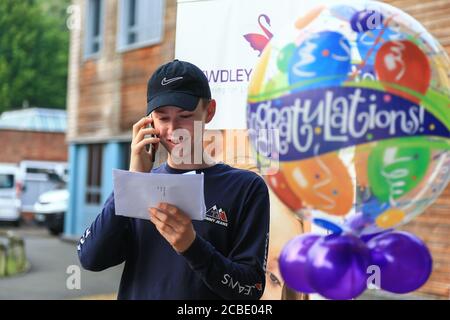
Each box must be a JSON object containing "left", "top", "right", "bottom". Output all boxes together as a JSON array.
[{"left": 77, "top": 162, "right": 270, "bottom": 300}]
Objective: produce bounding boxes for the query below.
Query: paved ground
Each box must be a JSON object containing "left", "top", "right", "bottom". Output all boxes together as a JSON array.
[
  {"left": 0, "top": 224, "right": 123, "bottom": 300},
  {"left": 1, "top": 224, "right": 437, "bottom": 300}
]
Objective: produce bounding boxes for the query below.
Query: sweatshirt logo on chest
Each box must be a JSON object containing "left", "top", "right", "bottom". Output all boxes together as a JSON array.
[{"left": 205, "top": 205, "right": 228, "bottom": 227}]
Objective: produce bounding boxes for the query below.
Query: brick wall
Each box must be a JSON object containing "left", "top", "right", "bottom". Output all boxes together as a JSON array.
[
  {"left": 0, "top": 130, "right": 68, "bottom": 163},
  {"left": 76, "top": 0, "right": 123, "bottom": 138},
  {"left": 384, "top": 0, "right": 450, "bottom": 51},
  {"left": 120, "top": 0, "right": 177, "bottom": 132},
  {"left": 402, "top": 185, "right": 450, "bottom": 299}
]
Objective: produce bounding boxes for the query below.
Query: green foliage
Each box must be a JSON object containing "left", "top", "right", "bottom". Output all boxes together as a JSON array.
[{"left": 0, "top": 0, "right": 70, "bottom": 113}]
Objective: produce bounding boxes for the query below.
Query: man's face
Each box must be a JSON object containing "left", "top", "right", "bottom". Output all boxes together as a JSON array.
[{"left": 152, "top": 100, "right": 211, "bottom": 162}]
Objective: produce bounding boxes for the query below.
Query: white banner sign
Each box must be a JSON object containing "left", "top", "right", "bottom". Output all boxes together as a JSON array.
[{"left": 176, "top": 0, "right": 328, "bottom": 129}]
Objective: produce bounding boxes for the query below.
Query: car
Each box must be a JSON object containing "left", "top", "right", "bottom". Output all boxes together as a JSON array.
[
  {"left": 34, "top": 188, "right": 68, "bottom": 235},
  {"left": 18, "top": 160, "right": 68, "bottom": 213},
  {"left": 0, "top": 164, "right": 21, "bottom": 226}
]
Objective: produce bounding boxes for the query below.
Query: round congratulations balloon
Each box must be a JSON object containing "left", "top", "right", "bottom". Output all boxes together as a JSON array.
[{"left": 246, "top": 0, "right": 450, "bottom": 235}]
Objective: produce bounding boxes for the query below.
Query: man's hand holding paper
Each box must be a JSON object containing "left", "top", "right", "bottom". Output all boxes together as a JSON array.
[
  {"left": 148, "top": 202, "right": 196, "bottom": 253},
  {"left": 113, "top": 169, "right": 206, "bottom": 221}
]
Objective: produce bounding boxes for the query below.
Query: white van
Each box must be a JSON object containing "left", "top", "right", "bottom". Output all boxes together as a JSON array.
[
  {"left": 0, "top": 164, "right": 21, "bottom": 225},
  {"left": 18, "top": 160, "right": 68, "bottom": 213}
]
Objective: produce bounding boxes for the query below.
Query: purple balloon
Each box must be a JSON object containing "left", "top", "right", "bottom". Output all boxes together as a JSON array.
[
  {"left": 307, "top": 234, "right": 371, "bottom": 300},
  {"left": 279, "top": 234, "right": 321, "bottom": 293},
  {"left": 367, "top": 231, "right": 432, "bottom": 294},
  {"left": 360, "top": 229, "right": 391, "bottom": 243}
]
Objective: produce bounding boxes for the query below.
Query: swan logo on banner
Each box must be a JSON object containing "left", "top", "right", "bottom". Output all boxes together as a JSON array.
[{"left": 243, "top": 14, "right": 273, "bottom": 57}]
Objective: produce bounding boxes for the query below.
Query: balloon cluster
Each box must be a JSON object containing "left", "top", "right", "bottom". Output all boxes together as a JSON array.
[
  {"left": 279, "top": 231, "right": 432, "bottom": 300},
  {"left": 246, "top": 1, "right": 450, "bottom": 299}
]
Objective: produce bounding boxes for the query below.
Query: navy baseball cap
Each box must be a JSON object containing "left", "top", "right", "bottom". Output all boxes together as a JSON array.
[{"left": 146, "top": 59, "right": 211, "bottom": 115}]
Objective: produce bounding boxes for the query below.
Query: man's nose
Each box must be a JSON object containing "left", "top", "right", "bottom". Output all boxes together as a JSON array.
[{"left": 165, "top": 120, "right": 180, "bottom": 137}]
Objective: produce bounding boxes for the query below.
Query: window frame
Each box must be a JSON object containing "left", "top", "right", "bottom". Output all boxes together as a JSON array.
[
  {"left": 85, "top": 143, "right": 103, "bottom": 205},
  {"left": 84, "top": 0, "right": 105, "bottom": 60},
  {"left": 116, "top": 0, "right": 165, "bottom": 53}
]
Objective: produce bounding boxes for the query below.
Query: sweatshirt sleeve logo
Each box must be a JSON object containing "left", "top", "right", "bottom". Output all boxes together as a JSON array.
[
  {"left": 221, "top": 274, "right": 263, "bottom": 296},
  {"left": 77, "top": 228, "right": 91, "bottom": 251}
]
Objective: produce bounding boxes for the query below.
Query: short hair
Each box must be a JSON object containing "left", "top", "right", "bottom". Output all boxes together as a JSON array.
[{"left": 200, "top": 98, "right": 211, "bottom": 109}]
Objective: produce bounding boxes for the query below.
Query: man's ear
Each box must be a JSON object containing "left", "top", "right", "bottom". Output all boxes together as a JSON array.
[{"left": 205, "top": 99, "right": 216, "bottom": 124}]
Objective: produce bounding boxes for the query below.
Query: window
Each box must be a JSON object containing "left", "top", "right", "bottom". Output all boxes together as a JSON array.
[
  {"left": 0, "top": 174, "right": 14, "bottom": 189},
  {"left": 121, "top": 142, "right": 132, "bottom": 170},
  {"left": 86, "top": 144, "right": 103, "bottom": 204},
  {"left": 126, "top": 0, "right": 138, "bottom": 44},
  {"left": 26, "top": 168, "right": 54, "bottom": 174},
  {"left": 117, "top": 0, "right": 165, "bottom": 51},
  {"left": 85, "top": 0, "right": 104, "bottom": 57}
]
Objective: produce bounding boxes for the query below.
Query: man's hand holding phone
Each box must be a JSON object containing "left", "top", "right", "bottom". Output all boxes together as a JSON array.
[{"left": 129, "top": 116, "right": 160, "bottom": 173}]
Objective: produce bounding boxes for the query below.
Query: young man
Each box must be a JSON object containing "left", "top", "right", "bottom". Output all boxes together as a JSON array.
[{"left": 78, "top": 60, "right": 270, "bottom": 300}]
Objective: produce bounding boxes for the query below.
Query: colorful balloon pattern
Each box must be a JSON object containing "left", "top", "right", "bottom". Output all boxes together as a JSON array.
[
  {"left": 282, "top": 152, "right": 353, "bottom": 216},
  {"left": 368, "top": 138, "right": 431, "bottom": 202},
  {"left": 247, "top": 1, "right": 450, "bottom": 234},
  {"left": 288, "top": 31, "right": 352, "bottom": 91},
  {"left": 375, "top": 40, "right": 431, "bottom": 103}
]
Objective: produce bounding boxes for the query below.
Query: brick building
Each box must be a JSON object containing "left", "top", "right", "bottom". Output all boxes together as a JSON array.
[
  {"left": 0, "top": 108, "right": 68, "bottom": 215},
  {"left": 0, "top": 108, "right": 68, "bottom": 164},
  {"left": 65, "top": 0, "right": 449, "bottom": 299},
  {"left": 65, "top": 0, "right": 175, "bottom": 236}
]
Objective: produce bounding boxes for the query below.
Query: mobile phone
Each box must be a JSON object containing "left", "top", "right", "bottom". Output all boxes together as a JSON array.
[{"left": 145, "top": 115, "right": 157, "bottom": 162}]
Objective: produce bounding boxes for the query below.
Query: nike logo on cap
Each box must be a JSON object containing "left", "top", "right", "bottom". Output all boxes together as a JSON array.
[{"left": 161, "top": 77, "right": 183, "bottom": 86}]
